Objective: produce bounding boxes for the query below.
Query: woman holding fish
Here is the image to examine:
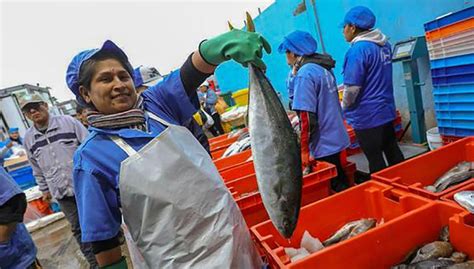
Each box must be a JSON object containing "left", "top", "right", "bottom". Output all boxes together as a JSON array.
[
  {"left": 65, "top": 28, "right": 270, "bottom": 268},
  {"left": 278, "top": 30, "right": 351, "bottom": 192}
]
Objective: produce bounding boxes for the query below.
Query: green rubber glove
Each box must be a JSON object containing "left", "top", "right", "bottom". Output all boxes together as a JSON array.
[
  {"left": 199, "top": 29, "right": 272, "bottom": 69},
  {"left": 100, "top": 257, "right": 128, "bottom": 269}
]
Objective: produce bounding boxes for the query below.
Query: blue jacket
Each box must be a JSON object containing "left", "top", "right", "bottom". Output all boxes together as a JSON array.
[
  {"left": 292, "top": 63, "right": 350, "bottom": 158},
  {"left": 0, "top": 166, "right": 37, "bottom": 269},
  {"left": 342, "top": 30, "right": 396, "bottom": 130},
  {"left": 73, "top": 71, "right": 197, "bottom": 243}
]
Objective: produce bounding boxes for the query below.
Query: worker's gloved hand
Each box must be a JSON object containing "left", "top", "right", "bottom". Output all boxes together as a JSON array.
[
  {"left": 100, "top": 257, "right": 128, "bottom": 269},
  {"left": 199, "top": 29, "right": 271, "bottom": 69}
]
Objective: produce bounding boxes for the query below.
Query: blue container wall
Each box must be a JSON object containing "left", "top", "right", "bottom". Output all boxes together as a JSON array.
[{"left": 215, "top": 0, "right": 472, "bottom": 136}]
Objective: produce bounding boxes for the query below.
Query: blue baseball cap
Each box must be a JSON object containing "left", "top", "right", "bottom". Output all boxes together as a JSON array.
[
  {"left": 340, "top": 6, "right": 376, "bottom": 30},
  {"left": 8, "top": 127, "right": 19, "bottom": 133},
  {"left": 278, "top": 30, "right": 318, "bottom": 56},
  {"left": 66, "top": 40, "right": 132, "bottom": 100},
  {"left": 133, "top": 66, "right": 162, "bottom": 88}
]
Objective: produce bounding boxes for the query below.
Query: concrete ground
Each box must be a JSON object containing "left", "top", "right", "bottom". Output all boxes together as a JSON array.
[{"left": 32, "top": 219, "right": 133, "bottom": 269}]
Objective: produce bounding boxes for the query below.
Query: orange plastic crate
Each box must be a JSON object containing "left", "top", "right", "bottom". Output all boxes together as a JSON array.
[
  {"left": 208, "top": 133, "right": 228, "bottom": 144},
  {"left": 210, "top": 136, "right": 239, "bottom": 151},
  {"left": 258, "top": 201, "right": 471, "bottom": 269},
  {"left": 228, "top": 161, "right": 336, "bottom": 229},
  {"left": 344, "top": 161, "right": 357, "bottom": 187},
  {"left": 441, "top": 180, "right": 474, "bottom": 206},
  {"left": 372, "top": 137, "right": 474, "bottom": 199},
  {"left": 250, "top": 181, "right": 435, "bottom": 269},
  {"left": 214, "top": 150, "right": 252, "bottom": 171},
  {"left": 220, "top": 160, "right": 255, "bottom": 182},
  {"left": 211, "top": 147, "right": 228, "bottom": 160},
  {"left": 425, "top": 17, "right": 474, "bottom": 42}
]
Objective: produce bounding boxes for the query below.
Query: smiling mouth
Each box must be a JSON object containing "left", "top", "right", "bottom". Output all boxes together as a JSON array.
[{"left": 112, "top": 94, "right": 131, "bottom": 100}]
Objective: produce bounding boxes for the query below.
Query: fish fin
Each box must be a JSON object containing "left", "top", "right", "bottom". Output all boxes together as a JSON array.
[
  {"left": 246, "top": 11, "right": 255, "bottom": 32},
  {"left": 227, "top": 21, "right": 235, "bottom": 30}
]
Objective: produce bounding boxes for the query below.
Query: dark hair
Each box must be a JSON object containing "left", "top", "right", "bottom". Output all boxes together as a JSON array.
[
  {"left": 78, "top": 50, "right": 134, "bottom": 92},
  {"left": 351, "top": 24, "right": 370, "bottom": 35},
  {"left": 76, "top": 104, "right": 87, "bottom": 114}
]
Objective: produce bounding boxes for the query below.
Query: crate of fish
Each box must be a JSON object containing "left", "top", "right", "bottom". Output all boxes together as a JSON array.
[
  {"left": 372, "top": 137, "right": 474, "bottom": 200},
  {"left": 219, "top": 158, "right": 255, "bottom": 183},
  {"left": 214, "top": 149, "right": 252, "bottom": 171},
  {"left": 250, "top": 181, "right": 434, "bottom": 269},
  {"left": 442, "top": 181, "right": 474, "bottom": 212},
  {"left": 227, "top": 161, "right": 336, "bottom": 228}
]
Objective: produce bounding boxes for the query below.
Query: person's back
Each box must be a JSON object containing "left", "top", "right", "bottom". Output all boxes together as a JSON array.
[
  {"left": 341, "top": 6, "right": 404, "bottom": 173},
  {"left": 343, "top": 34, "right": 396, "bottom": 130},
  {"left": 294, "top": 63, "right": 349, "bottom": 157}
]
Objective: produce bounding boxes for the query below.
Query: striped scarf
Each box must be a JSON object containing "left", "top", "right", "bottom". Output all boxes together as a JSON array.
[{"left": 87, "top": 96, "right": 146, "bottom": 131}]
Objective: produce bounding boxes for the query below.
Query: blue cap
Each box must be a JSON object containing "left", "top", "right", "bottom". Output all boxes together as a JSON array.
[
  {"left": 8, "top": 128, "right": 19, "bottom": 133},
  {"left": 66, "top": 40, "right": 132, "bottom": 99},
  {"left": 278, "top": 31, "right": 317, "bottom": 56},
  {"left": 340, "top": 6, "right": 376, "bottom": 30},
  {"left": 133, "top": 66, "right": 162, "bottom": 88}
]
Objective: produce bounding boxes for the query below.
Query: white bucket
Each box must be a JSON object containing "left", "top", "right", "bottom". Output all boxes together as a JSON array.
[{"left": 426, "top": 127, "right": 443, "bottom": 150}]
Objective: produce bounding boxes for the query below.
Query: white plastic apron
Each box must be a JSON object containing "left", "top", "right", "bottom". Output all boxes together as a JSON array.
[{"left": 110, "top": 111, "right": 262, "bottom": 269}]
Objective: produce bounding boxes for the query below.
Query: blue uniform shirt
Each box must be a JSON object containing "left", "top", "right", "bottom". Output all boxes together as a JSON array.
[
  {"left": 73, "top": 70, "right": 197, "bottom": 243},
  {"left": 0, "top": 166, "right": 37, "bottom": 269},
  {"left": 286, "top": 71, "right": 295, "bottom": 108},
  {"left": 292, "top": 63, "right": 350, "bottom": 159},
  {"left": 342, "top": 41, "right": 396, "bottom": 130},
  {"left": 198, "top": 89, "right": 218, "bottom": 114}
]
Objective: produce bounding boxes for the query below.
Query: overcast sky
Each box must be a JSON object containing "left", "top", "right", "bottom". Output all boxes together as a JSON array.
[{"left": 0, "top": 0, "right": 273, "bottom": 102}]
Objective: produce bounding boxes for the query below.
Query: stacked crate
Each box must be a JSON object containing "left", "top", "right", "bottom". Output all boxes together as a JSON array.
[{"left": 425, "top": 6, "right": 474, "bottom": 143}]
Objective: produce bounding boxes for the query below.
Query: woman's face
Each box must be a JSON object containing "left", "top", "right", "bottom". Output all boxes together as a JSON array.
[{"left": 80, "top": 58, "right": 137, "bottom": 115}]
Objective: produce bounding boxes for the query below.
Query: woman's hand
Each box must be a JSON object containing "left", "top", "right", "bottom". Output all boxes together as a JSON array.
[{"left": 198, "top": 29, "right": 271, "bottom": 70}]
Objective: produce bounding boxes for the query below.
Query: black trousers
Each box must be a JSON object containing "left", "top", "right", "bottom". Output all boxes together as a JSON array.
[
  {"left": 57, "top": 196, "right": 98, "bottom": 268},
  {"left": 355, "top": 121, "right": 405, "bottom": 174},
  {"left": 317, "top": 151, "right": 349, "bottom": 193},
  {"left": 208, "top": 112, "right": 225, "bottom": 137}
]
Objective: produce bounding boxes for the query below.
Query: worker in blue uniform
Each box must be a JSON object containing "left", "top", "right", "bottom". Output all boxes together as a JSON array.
[
  {"left": 0, "top": 166, "right": 40, "bottom": 269},
  {"left": 198, "top": 81, "right": 225, "bottom": 136},
  {"left": 66, "top": 28, "right": 270, "bottom": 268},
  {"left": 341, "top": 6, "right": 404, "bottom": 173},
  {"left": 279, "top": 30, "right": 350, "bottom": 192},
  {"left": 0, "top": 127, "right": 24, "bottom": 166}
]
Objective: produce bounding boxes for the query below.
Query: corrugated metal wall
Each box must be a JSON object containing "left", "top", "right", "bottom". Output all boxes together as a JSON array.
[{"left": 215, "top": 0, "right": 472, "bottom": 137}]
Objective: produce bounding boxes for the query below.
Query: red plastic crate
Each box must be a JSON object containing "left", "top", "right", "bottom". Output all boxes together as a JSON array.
[
  {"left": 441, "top": 180, "right": 474, "bottom": 206},
  {"left": 441, "top": 134, "right": 464, "bottom": 145},
  {"left": 372, "top": 137, "right": 474, "bottom": 199},
  {"left": 228, "top": 161, "right": 336, "bottom": 229},
  {"left": 209, "top": 133, "right": 229, "bottom": 144},
  {"left": 211, "top": 147, "right": 228, "bottom": 160},
  {"left": 262, "top": 202, "right": 472, "bottom": 269},
  {"left": 214, "top": 150, "right": 252, "bottom": 171},
  {"left": 344, "top": 161, "right": 357, "bottom": 187},
  {"left": 251, "top": 181, "right": 435, "bottom": 269},
  {"left": 220, "top": 160, "right": 255, "bottom": 183},
  {"left": 210, "top": 136, "right": 238, "bottom": 151}
]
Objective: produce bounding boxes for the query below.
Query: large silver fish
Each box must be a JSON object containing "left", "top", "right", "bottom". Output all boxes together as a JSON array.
[
  {"left": 248, "top": 63, "right": 303, "bottom": 238},
  {"left": 454, "top": 191, "right": 474, "bottom": 213},
  {"left": 432, "top": 162, "right": 473, "bottom": 193}
]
